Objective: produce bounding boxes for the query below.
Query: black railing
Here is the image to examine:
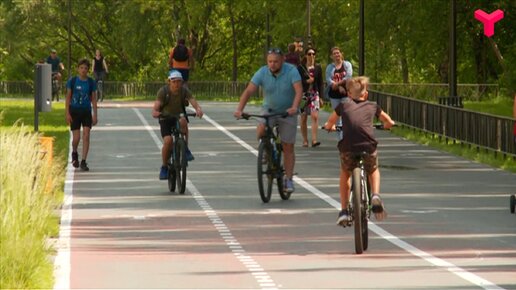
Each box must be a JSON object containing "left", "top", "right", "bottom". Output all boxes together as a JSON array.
[
  {"left": 0, "top": 80, "right": 258, "bottom": 100},
  {"left": 370, "top": 90, "right": 515, "bottom": 158}
]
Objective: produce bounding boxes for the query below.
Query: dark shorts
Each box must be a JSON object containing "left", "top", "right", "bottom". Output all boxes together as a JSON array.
[
  {"left": 340, "top": 150, "right": 378, "bottom": 174},
  {"left": 94, "top": 71, "right": 107, "bottom": 82},
  {"left": 175, "top": 68, "right": 190, "bottom": 82},
  {"left": 69, "top": 108, "right": 92, "bottom": 131},
  {"left": 159, "top": 117, "right": 179, "bottom": 138}
]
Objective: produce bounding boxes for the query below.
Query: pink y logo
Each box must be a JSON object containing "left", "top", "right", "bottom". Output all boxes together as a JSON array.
[{"left": 474, "top": 9, "right": 504, "bottom": 37}]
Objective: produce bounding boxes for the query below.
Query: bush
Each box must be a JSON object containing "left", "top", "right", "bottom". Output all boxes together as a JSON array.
[{"left": 0, "top": 126, "right": 60, "bottom": 289}]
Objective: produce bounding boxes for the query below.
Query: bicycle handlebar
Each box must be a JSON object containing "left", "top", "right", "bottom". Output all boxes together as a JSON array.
[
  {"left": 158, "top": 112, "right": 197, "bottom": 119},
  {"left": 241, "top": 112, "right": 289, "bottom": 120},
  {"left": 321, "top": 123, "right": 397, "bottom": 131}
]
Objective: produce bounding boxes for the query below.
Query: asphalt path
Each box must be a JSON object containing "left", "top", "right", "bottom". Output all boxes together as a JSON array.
[{"left": 53, "top": 101, "right": 516, "bottom": 290}]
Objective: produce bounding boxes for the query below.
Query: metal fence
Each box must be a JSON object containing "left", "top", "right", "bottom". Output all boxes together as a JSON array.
[
  {"left": 370, "top": 90, "right": 516, "bottom": 158},
  {"left": 0, "top": 80, "right": 256, "bottom": 99},
  {"left": 369, "top": 83, "right": 499, "bottom": 102}
]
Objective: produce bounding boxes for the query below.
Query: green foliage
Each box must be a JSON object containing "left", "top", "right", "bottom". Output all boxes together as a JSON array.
[
  {"left": 0, "top": 99, "right": 68, "bottom": 289},
  {"left": 1, "top": 0, "right": 515, "bottom": 95}
]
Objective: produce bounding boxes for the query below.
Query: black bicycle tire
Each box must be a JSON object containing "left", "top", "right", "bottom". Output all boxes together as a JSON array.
[
  {"left": 276, "top": 145, "right": 289, "bottom": 200},
  {"left": 510, "top": 194, "right": 515, "bottom": 214},
  {"left": 168, "top": 162, "right": 176, "bottom": 192},
  {"left": 176, "top": 138, "right": 188, "bottom": 194},
  {"left": 352, "top": 167, "right": 364, "bottom": 254},
  {"left": 257, "top": 141, "right": 272, "bottom": 203},
  {"left": 362, "top": 175, "right": 370, "bottom": 251}
]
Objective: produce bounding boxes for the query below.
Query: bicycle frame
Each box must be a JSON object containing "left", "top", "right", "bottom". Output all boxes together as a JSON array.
[
  {"left": 161, "top": 113, "right": 196, "bottom": 194},
  {"left": 241, "top": 112, "right": 289, "bottom": 203}
]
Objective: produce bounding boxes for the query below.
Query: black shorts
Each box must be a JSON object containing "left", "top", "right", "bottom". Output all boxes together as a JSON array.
[
  {"left": 159, "top": 117, "right": 179, "bottom": 138},
  {"left": 70, "top": 108, "right": 92, "bottom": 131}
]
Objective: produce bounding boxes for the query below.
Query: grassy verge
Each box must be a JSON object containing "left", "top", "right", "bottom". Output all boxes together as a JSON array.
[
  {"left": 390, "top": 126, "right": 516, "bottom": 173},
  {"left": 0, "top": 99, "right": 68, "bottom": 289}
]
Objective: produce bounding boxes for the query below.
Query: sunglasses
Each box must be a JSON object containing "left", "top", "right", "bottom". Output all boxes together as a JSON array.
[
  {"left": 267, "top": 48, "right": 283, "bottom": 55},
  {"left": 307, "top": 52, "right": 316, "bottom": 56}
]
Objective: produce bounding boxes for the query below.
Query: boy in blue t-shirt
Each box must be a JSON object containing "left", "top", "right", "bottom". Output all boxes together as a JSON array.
[{"left": 65, "top": 58, "right": 98, "bottom": 171}]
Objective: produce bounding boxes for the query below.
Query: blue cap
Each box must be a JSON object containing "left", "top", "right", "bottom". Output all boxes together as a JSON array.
[{"left": 168, "top": 70, "right": 183, "bottom": 80}]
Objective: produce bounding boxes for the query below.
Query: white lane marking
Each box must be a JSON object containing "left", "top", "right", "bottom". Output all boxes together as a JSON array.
[
  {"left": 201, "top": 113, "right": 505, "bottom": 290},
  {"left": 134, "top": 108, "right": 278, "bottom": 290},
  {"left": 53, "top": 133, "right": 74, "bottom": 290}
]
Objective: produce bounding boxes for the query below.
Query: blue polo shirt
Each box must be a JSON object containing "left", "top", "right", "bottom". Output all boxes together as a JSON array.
[{"left": 250, "top": 63, "right": 301, "bottom": 114}]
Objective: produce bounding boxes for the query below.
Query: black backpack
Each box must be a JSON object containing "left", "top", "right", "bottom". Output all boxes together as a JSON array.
[{"left": 172, "top": 44, "right": 189, "bottom": 61}]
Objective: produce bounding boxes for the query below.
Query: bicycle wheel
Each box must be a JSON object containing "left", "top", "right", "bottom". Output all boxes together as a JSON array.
[
  {"left": 257, "top": 141, "right": 273, "bottom": 203},
  {"left": 175, "top": 138, "right": 188, "bottom": 194},
  {"left": 276, "top": 145, "right": 289, "bottom": 200},
  {"left": 98, "top": 81, "right": 103, "bottom": 102},
  {"left": 361, "top": 176, "right": 370, "bottom": 251},
  {"left": 352, "top": 167, "right": 364, "bottom": 254},
  {"left": 510, "top": 194, "right": 515, "bottom": 214},
  {"left": 167, "top": 162, "right": 176, "bottom": 192}
]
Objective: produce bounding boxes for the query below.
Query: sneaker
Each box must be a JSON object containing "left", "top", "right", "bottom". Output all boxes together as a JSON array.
[
  {"left": 80, "top": 160, "right": 89, "bottom": 171},
  {"left": 159, "top": 166, "right": 168, "bottom": 180},
  {"left": 336, "top": 209, "right": 350, "bottom": 226},
  {"left": 284, "top": 178, "right": 294, "bottom": 193},
  {"left": 186, "top": 148, "right": 195, "bottom": 162},
  {"left": 371, "top": 194, "right": 384, "bottom": 213},
  {"left": 71, "top": 152, "right": 79, "bottom": 168}
]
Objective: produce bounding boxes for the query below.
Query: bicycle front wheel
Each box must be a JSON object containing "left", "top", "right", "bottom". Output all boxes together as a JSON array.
[
  {"left": 276, "top": 145, "right": 289, "bottom": 200},
  {"left": 257, "top": 141, "right": 273, "bottom": 203},
  {"left": 352, "top": 167, "right": 364, "bottom": 254},
  {"left": 167, "top": 162, "right": 176, "bottom": 192},
  {"left": 175, "top": 138, "right": 188, "bottom": 194}
]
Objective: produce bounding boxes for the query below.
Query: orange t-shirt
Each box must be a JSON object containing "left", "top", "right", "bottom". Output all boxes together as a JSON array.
[{"left": 169, "top": 47, "right": 192, "bottom": 69}]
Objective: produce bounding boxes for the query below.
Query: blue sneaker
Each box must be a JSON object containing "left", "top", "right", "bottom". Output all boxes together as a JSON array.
[
  {"left": 284, "top": 178, "right": 294, "bottom": 193},
  {"left": 186, "top": 148, "right": 195, "bottom": 161},
  {"left": 159, "top": 166, "right": 168, "bottom": 180}
]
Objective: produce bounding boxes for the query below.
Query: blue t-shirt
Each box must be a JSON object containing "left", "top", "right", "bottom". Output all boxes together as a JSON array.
[
  {"left": 46, "top": 56, "right": 61, "bottom": 73},
  {"left": 66, "top": 77, "right": 97, "bottom": 110},
  {"left": 250, "top": 63, "right": 301, "bottom": 114}
]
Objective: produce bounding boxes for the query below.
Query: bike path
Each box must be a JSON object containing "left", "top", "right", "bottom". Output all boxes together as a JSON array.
[{"left": 57, "top": 101, "right": 516, "bottom": 289}]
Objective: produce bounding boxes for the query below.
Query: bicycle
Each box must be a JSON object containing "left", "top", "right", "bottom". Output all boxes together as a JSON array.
[
  {"left": 322, "top": 123, "right": 389, "bottom": 254},
  {"left": 241, "top": 112, "right": 290, "bottom": 203},
  {"left": 51, "top": 72, "right": 60, "bottom": 102},
  {"left": 96, "top": 79, "right": 104, "bottom": 102},
  {"left": 160, "top": 112, "right": 197, "bottom": 194}
]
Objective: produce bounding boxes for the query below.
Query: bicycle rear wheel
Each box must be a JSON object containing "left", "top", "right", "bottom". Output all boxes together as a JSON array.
[
  {"left": 352, "top": 167, "right": 364, "bottom": 254},
  {"left": 257, "top": 141, "right": 273, "bottom": 203},
  {"left": 175, "top": 138, "right": 188, "bottom": 194}
]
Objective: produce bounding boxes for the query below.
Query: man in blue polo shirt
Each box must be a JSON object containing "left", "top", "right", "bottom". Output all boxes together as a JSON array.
[{"left": 234, "top": 48, "right": 303, "bottom": 193}]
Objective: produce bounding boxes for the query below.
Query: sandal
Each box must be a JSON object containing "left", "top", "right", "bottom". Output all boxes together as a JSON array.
[
  {"left": 312, "top": 141, "right": 321, "bottom": 147},
  {"left": 302, "top": 142, "right": 308, "bottom": 147}
]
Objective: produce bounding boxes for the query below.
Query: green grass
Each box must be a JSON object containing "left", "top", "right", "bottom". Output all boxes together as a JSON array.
[
  {"left": 391, "top": 126, "right": 516, "bottom": 173},
  {"left": 463, "top": 96, "right": 514, "bottom": 118},
  {"left": 0, "top": 99, "right": 68, "bottom": 289}
]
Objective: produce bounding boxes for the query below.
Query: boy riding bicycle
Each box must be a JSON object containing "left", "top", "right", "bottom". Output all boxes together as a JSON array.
[
  {"left": 323, "top": 76, "right": 395, "bottom": 225},
  {"left": 151, "top": 70, "right": 203, "bottom": 180}
]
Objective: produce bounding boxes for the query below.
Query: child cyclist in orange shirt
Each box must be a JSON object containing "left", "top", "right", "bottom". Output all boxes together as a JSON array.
[{"left": 323, "top": 76, "right": 395, "bottom": 225}]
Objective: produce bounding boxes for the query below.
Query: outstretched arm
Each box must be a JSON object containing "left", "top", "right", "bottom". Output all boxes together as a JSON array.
[
  {"left": 323, "top": 111, "right": 339, "bottom": 131},
  {"left": 189, "top": 98, "right": 203, "bottom": 118},
  {"left": 379, "top": 111, "right": 395, "bottom": 129},
  {"left": 234, "top": 82, "right": 258, "bottom": 119}
]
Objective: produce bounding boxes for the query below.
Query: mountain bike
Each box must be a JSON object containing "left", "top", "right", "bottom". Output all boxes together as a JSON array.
[
  {"left": 51, "top": 72, "right": 60, "bottom": 102},
  {"left": 160, "top": 112, "right": 197, "bottom": 194},
  {"left": 241, "top": 112, "right": 289, "bottom": 203},
  {"left": 322, "top": 123, "right": 389, "bottom": 254}
]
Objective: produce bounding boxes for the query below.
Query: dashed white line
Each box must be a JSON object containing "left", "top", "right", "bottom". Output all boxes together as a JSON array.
[
  {"left": 135, "top": 108, "right": 279, "bottom": 290},
  {"left": 201, "top": 112, "right": 506, "bottom": 290}
]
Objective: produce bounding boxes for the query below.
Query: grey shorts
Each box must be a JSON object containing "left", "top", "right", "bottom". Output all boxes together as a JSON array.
[{"left": 259, "top": 110, "right": 297, "bottom": 144}]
